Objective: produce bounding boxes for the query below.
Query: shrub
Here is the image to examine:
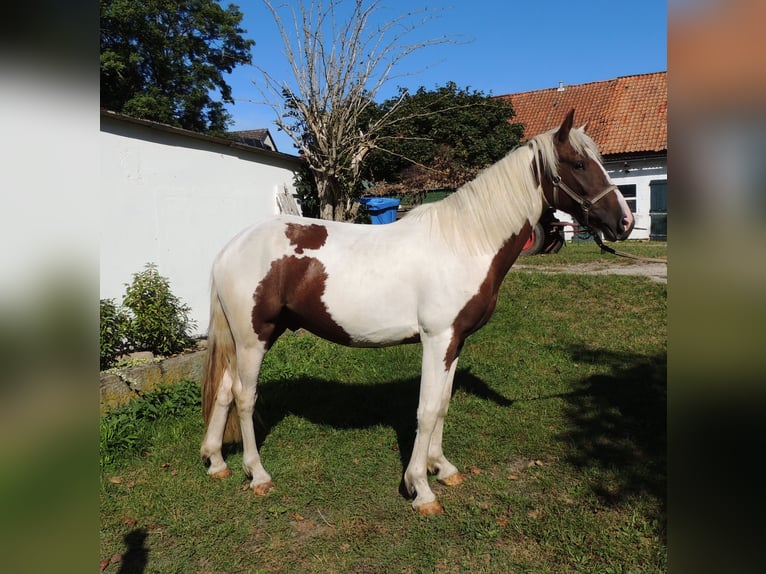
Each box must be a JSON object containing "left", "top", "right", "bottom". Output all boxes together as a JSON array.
[
  {"left": 100, "top": 298, "right": 131, "bottom": 369},
  {"left": 99, "top": 263, "right": 197, "bottom": 369},
  {"left": 122, "top": 263, "right": 197, "bottom": 357}
]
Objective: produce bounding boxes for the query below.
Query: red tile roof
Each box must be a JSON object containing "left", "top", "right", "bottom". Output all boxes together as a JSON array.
[{"left": 499, "top": 72, "right": 667, "bottom": 156}]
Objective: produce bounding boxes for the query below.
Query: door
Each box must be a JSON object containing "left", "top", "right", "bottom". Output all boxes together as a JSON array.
[{"left": 649, "top": 180, "right": 667, "bottom": 241}]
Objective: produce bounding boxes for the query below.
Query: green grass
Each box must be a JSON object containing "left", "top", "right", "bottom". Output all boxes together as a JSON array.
[
  {"left": 519, "top": 240, "right": 667, "bottom": 266},
  {"left": 100, "top": 267, "right": 666, "bottom": 573}
]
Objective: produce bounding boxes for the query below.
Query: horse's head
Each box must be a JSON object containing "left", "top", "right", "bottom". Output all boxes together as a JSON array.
[{"left": 539, "top": 109, "right": 634, "bottom": 241}]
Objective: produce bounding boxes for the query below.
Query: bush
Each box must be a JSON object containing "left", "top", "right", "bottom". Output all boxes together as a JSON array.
[
  {"left": 123, "top": 263, "right": 197, "bottom": 357},
  {"left": 100, "top": 298, "right": 131, "bottom": 370},
  {"left": 99, "top": 263, "right": 197, "bottom": 369}
]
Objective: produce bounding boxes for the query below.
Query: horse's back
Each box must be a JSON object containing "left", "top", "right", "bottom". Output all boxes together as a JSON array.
[
  {"left": 216, "top": 215, "right": 427, "bottom": 272},
  {"left": 212, "top": 216, "right": 441, "bottom": 346}
]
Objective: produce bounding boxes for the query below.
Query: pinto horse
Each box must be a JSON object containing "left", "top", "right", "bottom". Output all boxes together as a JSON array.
[{"left": 200, "top": 109, "right": 634, "bottom": 515}]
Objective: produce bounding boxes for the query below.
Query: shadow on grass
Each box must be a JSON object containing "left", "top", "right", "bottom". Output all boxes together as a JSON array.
[
  {"left": 223, "top": 347, "right": 664, "bottom": 516},
  {"left": 236, "top": 368, "right": 513, "bottom": 475},
  {"left": 117, "top": 528, "right": 148, "bottom": 574},
  {"left": 557, "top": 345, "right": 666, "bottom": 514}
]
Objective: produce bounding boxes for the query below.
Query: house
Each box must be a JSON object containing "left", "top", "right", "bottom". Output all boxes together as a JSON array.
[
  {"left": 228, "top": 128, "right": 279, "bottom": 152},
  {"left": 499, "top": 71, "right": 667, "bottom": 240},
  {"left": 100, "top": 110, "right": 303, "bottom": 333}
]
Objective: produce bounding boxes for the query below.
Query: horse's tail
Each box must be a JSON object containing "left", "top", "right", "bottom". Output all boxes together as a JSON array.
[{"left": 202, "top": 276, "right": 241, "bottom": 444}]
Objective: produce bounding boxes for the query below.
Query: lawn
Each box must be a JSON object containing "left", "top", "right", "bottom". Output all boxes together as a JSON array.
[
  {"left": 100, "top": 245, "right": 666, "bottom": 573},
  {"left": 519, "top": 239, "right": 667, "bottom": 266}
]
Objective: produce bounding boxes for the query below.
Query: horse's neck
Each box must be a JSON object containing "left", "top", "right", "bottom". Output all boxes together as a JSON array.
[{"left": 432, "top": 147, "right": 543, "bottom": 255}]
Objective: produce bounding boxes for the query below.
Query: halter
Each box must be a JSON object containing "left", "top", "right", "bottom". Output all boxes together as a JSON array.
[{"left": 529, "top": 140, "right": 618, "bottom": 227}]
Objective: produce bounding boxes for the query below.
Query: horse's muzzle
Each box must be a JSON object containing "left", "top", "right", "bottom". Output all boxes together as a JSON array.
[
  {"left": 606, "top": 212, "right": 634, "bottom": 241},
  {"left": 620, "top": 212, "right": 635, "bottom": 240}
]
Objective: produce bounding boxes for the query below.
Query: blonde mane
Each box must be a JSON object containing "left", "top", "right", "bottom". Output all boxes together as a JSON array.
[{"left": 405, "top": 126, "right": 599, "bottom": 255}]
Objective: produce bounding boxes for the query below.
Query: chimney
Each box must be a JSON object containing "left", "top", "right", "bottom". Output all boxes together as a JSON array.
[{"left": 557, "top": 81, "right": 565, "bottom": 92}]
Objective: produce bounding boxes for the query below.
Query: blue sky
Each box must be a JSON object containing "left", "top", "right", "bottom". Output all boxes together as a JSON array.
[{"left": 223, "top": 1, "right": 667, "bottom": 153}]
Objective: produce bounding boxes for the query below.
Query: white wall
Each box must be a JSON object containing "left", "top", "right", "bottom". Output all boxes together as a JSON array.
[
  {"left": 607, "top": 157, "right": 667, "bottom": 241},
  {"left": 100, "top": 114, "right": 302, "bottom": 335}
]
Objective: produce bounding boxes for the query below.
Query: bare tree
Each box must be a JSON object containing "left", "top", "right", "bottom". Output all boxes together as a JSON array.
[{"left": 258, "top": 0, "right": 453, "bottom": 220}]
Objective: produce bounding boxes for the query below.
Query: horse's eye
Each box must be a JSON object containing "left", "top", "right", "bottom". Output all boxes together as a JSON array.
[{"left": 574, "top": 161, "right": 585, "bottom": 170}]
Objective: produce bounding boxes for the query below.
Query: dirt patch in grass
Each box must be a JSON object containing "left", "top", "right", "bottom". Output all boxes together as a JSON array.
[
  {"left": 514, "top": 260, "right": 667, "bottom": 283},
  {"left": 291, "top": 515, "right": 335, "bottom": 541}
]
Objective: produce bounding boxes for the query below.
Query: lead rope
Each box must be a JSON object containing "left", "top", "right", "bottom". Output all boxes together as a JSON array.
[{"left": 591, "top": 232, "right": 668, "bottom": 264}]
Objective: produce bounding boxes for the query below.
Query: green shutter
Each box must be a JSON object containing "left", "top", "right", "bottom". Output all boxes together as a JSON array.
[{"left": 649, "top": 180, "right": 667, "bottom": 240}]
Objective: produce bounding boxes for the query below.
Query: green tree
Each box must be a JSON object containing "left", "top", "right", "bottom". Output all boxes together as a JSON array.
[
  {"left": 259, "top": 0, "right": 454, "bottom": 220},
  {"left": 362, "top": 83, "right": 525, "bottom": 195},
  {"left": 100, "top": 0, "right": 254, "bottom": 133}
]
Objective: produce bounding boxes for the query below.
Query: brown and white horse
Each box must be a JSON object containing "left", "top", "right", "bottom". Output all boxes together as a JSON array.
[{"left": 200, "top": 109, "right": 634, "bottom": 515}]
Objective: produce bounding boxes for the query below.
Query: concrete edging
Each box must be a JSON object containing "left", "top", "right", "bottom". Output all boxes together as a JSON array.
[{"left": 99, "top": 348, "right": 206, "bottom": 413}]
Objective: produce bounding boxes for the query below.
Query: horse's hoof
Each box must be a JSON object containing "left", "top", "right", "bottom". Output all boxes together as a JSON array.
[
  {"left": 439, "top": 472, "right": 465, "bottom": 487},
  {"left": 210, "top": 468, "right": 233, "bottom": 480},
  {"left": 417, "top": 501, "right": 444, "bottom": 516},
  {"left": 251, "top": 481, "right": 274, "bottom": 496}
]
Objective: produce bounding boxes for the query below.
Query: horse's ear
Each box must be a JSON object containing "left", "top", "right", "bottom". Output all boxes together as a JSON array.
[{"left": 556, "top": 109, "right": 575, "bottom": 143}]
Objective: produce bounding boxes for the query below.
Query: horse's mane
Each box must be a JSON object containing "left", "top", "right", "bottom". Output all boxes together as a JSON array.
[
  {"left": 533, "top": 124, "right": 602, "bottom": 181},
  {"left": 405, "top": 126, "right": 600, "bottom": 255}
]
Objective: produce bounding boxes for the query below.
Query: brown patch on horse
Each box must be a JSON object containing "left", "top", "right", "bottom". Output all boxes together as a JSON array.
[
  {"left": 400, "top": 333, "right": 421, "bottom": 345},
  {"left": 285, "top": 223, "right": 328, "bottom": 254},
  {"left": 444, "top": 221, "right": 532, "bottom": 369},
  {"left": 252, "top": 255, "right": 352, "bottom": 347}
]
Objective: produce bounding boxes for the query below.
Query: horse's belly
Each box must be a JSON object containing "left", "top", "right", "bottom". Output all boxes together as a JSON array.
[
  {"left": 306, "top": 256, "right": 416, "bottom": 345},
  {"left": 321, "top": 294, "right": 421, "bottom": 347},
  {"left": 317, "top": 246, "right": 487, "bottom": 347}
]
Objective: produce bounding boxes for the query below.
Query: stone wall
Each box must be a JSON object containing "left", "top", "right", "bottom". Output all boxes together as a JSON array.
[{"left": 100, "top": 350, "right": 206, "bottom": 413}]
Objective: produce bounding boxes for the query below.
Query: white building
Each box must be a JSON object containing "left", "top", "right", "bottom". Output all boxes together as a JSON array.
[{"left": 100, "top": 110, "right": 303, "bottom": 333}]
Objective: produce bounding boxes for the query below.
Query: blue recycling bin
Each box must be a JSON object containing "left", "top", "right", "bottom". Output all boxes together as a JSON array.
[{"left": 358, "top": 197, "right": 401, "bottom": 224}]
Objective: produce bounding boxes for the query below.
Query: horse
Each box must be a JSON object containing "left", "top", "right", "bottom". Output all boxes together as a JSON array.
[{"left": 200, "top": 109, "right": 634, "bottom": 515}]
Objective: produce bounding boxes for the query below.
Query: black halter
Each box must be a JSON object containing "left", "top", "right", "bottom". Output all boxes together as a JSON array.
[{"left": 530, "top": 140, "right": 618, "bottom": 226}]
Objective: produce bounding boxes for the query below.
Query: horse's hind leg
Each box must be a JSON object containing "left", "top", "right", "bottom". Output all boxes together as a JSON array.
[
  {"left": 233, "top": 341, "right": 273, "bottom": 494},
  {"left": 201, "top": 367, "right": 235, "bottom": 478}
]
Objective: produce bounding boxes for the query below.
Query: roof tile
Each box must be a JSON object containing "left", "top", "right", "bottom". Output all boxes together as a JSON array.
[{"left": 499, "top": 71, "right": 667, "bottom": 155}]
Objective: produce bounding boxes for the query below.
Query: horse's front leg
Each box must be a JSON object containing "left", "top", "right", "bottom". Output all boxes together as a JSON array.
[
  {"left": 233, "top": 343, "right": 273, "bottom": 495},
  {"left": 427, "top": 356, "right": 464, "bottom": 487},
  {"left": 404, "top": 333, "right": 455, "bottom": 515}
]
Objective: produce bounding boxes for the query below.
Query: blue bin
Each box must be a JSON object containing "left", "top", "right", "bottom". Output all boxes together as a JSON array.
[{"left": 358, "top": 197, "right": 401, "bottom": 224}]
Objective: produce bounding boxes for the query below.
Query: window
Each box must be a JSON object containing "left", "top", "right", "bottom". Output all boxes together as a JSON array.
[{"left": 618, "top": 184, "right": 637, "bottom": 212}]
